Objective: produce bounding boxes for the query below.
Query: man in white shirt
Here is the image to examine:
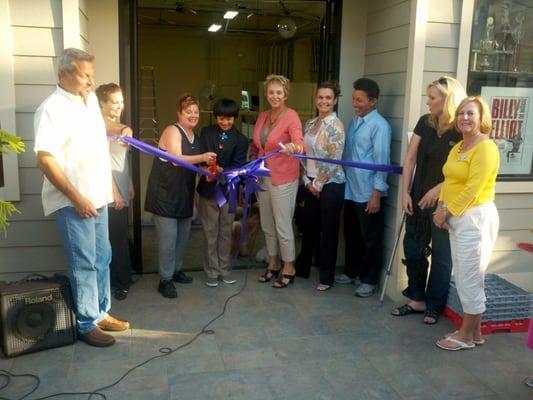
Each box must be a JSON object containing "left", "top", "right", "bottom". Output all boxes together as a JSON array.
[{"left": 34, "top": 48, "right": 130, "bottom": 347}]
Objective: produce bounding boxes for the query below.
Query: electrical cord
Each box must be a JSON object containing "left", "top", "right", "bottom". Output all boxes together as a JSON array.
[{"left": 0, "top": 267, "right": 251, "bottom": 400}]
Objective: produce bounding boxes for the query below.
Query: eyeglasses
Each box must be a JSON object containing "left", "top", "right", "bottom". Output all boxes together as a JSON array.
[{"left": 437, "top": 77, "right": 448, "bottom": 86}]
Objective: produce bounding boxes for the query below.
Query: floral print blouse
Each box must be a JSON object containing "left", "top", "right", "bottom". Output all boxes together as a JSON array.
[{"left": 302, "top": 112, "right": 345, "bottom": 191}]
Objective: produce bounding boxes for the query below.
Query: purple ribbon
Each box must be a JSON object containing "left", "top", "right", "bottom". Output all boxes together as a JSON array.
[
  {"left": 289, "top": 153, "right": 403, "bottom": 174},
  {"left": 113, "top": 135, "right": 273, "bottom": 213},
  {"left": 113, "top": 137, "right": 402, "bottom": 215},
  {"left": 117, "top": 136, "right": 210, "bottom": 176}
]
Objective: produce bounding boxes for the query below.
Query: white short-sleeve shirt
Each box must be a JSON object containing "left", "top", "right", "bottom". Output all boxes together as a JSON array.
[{"left": 34, "top": 86, "right": 113, "bottom": 216}]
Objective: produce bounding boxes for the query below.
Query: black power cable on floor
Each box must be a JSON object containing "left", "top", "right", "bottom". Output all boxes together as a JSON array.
[{"left": 0, "top": 267, "right": 251, "bottom": 400}]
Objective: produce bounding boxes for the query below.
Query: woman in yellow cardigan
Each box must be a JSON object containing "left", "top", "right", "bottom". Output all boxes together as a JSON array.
[{"left": 433, "top": 96, "right": 500, "bottom": 351}]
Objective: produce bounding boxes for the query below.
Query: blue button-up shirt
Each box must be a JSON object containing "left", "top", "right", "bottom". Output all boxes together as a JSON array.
[{"left": 344, "top": 109, "right": 391, "bottom": 203}]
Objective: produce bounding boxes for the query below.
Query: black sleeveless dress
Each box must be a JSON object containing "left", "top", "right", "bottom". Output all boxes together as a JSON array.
[{"left": 144, "top": 124, "right": 202, "bottom": 218}]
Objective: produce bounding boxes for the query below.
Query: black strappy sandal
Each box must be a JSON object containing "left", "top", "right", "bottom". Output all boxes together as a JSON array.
[
  {"left": 258, "top": 268, "right": 280, "bottom": 283},
  {"left": 272, "top": 274, "right": 295, "bottom": 288},
  {"left": 423, "top": 309, "right": 439, "bottom": 325}
]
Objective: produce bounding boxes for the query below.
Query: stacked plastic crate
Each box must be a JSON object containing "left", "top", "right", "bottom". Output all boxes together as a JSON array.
[{"left": 445, "top": 274, "right": 533, "bottom": 334}]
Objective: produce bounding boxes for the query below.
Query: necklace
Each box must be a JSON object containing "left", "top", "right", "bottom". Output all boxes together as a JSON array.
[
  {"left": 458, "top": 134, "right": 484, "bottom": 153},
  {"left": 177, "top": 123, "right": 194, "bottom": 143},
  {"left": 269, "top": 106, "right": 286, "bottom": 125}
]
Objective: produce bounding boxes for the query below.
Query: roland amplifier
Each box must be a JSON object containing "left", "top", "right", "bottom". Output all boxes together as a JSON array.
[{"left": 0, "top": 275, "right": 77, "bottom": 357}]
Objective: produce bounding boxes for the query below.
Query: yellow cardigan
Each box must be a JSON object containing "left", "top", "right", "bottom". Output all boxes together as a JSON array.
[{"left": 439, "top": 139, "right": 500, "bottom": 217}]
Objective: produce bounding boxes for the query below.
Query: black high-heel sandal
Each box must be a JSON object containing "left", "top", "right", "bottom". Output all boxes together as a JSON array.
[
  {"left": 258, "top": 268, "right": 280, "bottom": 283},
  {"left": 272, "top": 274, "right": 295, "bottom": 288}
]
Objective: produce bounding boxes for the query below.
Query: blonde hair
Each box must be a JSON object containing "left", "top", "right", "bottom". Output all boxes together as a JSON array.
[
  {"left": 263, "top": 74, "right": 290, "bottom": 97},
  {"left": 455, "top": 96, "right": 492, "bottom": 135},
  {"left": 426, "top": 76, "right": 467, "bottom": 133}
]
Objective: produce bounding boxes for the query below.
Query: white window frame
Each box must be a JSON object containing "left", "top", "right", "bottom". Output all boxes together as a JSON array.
[
  {"left": 457, "top": 0, "right": 533, "bottom": 192},
  {"left": 0, "top": 0, "right": 20, "bottom": 202}
]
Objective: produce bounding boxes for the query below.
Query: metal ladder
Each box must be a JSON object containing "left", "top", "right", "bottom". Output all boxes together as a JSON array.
[{"left": 139, "top": 66, "right": 159, "bottom": 141}]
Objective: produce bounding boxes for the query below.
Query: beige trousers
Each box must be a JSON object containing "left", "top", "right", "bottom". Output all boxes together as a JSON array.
[
  {"left": 198, "top": 197, "right": 235, "bottom": 278},
  {"left": 257, "top": 177, "right": 298, "bottom": 263}
]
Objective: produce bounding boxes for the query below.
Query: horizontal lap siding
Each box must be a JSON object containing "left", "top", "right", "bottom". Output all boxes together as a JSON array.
[
  {"left": 422, "top": 0, "right": 533, "bottom": 290},
  {"left": 490, "top": 193, "right": 533, "bottom": 290},
  {"left": 2, "top": 0, "right": 67, "bottom": 278},
  {"left": 365, "top": 0, "right": 411, "bottom": 280}
]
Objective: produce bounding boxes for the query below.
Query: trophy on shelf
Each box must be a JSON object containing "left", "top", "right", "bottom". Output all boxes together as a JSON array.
[
  {"left": 496, "top": 0, "right": 517, "bottom": 73},
  {"left": 478, "top": 16, "right": 496, "bottom": 70},
  {"left": 511, "top": 14, "right": 525, "bottom": 72}
]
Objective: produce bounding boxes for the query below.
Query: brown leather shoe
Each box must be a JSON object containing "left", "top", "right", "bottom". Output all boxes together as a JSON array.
[
  {"left": 97, "top": 315, "right": 130, "bottom": 331},
  {"left": 79, "top": 327, "right": 115, "bottom": 347}
]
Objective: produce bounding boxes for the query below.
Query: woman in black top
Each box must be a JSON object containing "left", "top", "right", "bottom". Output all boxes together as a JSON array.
[
  {"left": 391, "top": 77, "right": 466, "bottom": 324},
  {"left": 145, "top": 94, "right": 216, "bottom": 298}
]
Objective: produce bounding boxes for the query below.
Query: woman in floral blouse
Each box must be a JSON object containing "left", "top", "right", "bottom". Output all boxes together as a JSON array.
[{"left": 295, "top": 80, "right": 346, "bottom": 291}]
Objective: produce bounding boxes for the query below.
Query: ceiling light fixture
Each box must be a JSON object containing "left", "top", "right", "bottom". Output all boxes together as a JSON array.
[
  {"left": 277, "top": 17, "right": 297, "bottom": 39},
  {"left": 208, "top": 23, "right": 222, "bottom": 32},
  {"left": 223, "top": 10, "right": 238, "bottom": 19}
]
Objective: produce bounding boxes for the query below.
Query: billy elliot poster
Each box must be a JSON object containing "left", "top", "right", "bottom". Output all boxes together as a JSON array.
[{"left": 481, "top": 87, "right": 533, "bottom": 176}]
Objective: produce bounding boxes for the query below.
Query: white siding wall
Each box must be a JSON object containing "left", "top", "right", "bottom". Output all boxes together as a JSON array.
[
  {"left": 421, "top": 0, "right": 462, "bottom": 114},
  {"left": 423, "top": 1, "right": 533, "bottom": 291},
  {"left": 0, "top": 0, "right": 20, "bottom": 202},
  {"left": 364, "top": 0, "right": 412, "bottom": 299},
  {"left": 0, "top": 0, "right": 91, "bottom": 280},
  {"left": 397, "top": 0, "right": 533, "bottom": 293},
  {"left": 491, "top": 188, "right": 533, "bottom": 291},
  {"left": 78, "top": 0, "right": 89, "bottom": 51}
]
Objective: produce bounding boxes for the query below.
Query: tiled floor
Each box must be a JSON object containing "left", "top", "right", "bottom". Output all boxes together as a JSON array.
[{"left": 1, "top": 269, "right": 531, "bottom": 400}]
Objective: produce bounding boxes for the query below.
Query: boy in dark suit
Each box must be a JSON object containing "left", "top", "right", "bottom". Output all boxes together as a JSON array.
[{"left": 197, "top": 98, "right": 249, "bottom": 287}]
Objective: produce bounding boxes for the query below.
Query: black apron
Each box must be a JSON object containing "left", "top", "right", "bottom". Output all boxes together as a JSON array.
[{"left": 144, "top": 124, "right": 202, "bottom": 218}]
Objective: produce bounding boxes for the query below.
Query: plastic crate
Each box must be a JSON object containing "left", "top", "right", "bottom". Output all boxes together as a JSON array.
[
  {"left": 444, "top": 307, "right": 530, "bottom": 334},
  {"left": 446, "top": 274, "right": 533, "bottom": 322}
]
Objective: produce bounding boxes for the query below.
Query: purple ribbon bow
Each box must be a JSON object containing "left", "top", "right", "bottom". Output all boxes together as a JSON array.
[{"left": 216, "top": 156, "right": 272, "bottom": 213}]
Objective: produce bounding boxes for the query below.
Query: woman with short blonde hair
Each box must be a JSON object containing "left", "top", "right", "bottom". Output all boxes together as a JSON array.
[
  {"left": 250, "top": 74, "right": 304, "bottom": 288},
  {"left": 434, "top": 96, "right": 500, "bottom": 350},
  {"left": 263, "top": 74, "right": 291, "bottom": 97}
]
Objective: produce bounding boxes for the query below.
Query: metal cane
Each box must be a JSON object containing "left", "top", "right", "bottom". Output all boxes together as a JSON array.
[
  {"left": 379, "top": 211, "right": 406, "bottom": 304},
  {"left": 379, "top": 133, "right": 417, "bottom": 304}
]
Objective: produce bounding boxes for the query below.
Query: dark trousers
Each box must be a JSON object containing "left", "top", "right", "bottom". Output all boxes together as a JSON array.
[
  {"left": 296, "top": 182, "right": 345, "bottom": 285},
  {"left": 295, "top": 186, "right": 320, "bottom": 278},
  {"left": 343, "top": 199, "right": 384, "bottom": 286},
  {"left": 402, "top": 218, "right": 452, "bottom": 312},
  {"left": 108, "top": 207, "right": 132, "bottom": 290}
]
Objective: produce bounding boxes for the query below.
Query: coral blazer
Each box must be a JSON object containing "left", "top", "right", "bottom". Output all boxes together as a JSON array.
[{"left": 251, "top": 108, "right": 304, "bottom": 185}]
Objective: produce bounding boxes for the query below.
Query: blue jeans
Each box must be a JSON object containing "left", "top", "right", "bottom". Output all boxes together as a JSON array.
[
  {"left": 55, "top": 206, "right": 111, "bottom": 334},
  {"left": 402, "top": 218, "right": 452, "bottom": 312}
]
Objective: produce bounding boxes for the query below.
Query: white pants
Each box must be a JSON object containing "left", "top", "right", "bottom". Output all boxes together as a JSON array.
[
  {"left": 257, "top": 177, "right": 298, "bottom": 263},
  {"left": 448, "top": 202, "right": 499, "bottom": 314}
]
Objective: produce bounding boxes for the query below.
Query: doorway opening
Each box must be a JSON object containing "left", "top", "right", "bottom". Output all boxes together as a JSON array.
[{"left": 120, "top": 0, "right": 342, "bottom": 273}]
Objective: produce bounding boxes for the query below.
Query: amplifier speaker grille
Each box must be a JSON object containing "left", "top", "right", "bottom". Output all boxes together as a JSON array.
[{"left": 0, "top": 276, "right": 76, "bottom": 357}]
